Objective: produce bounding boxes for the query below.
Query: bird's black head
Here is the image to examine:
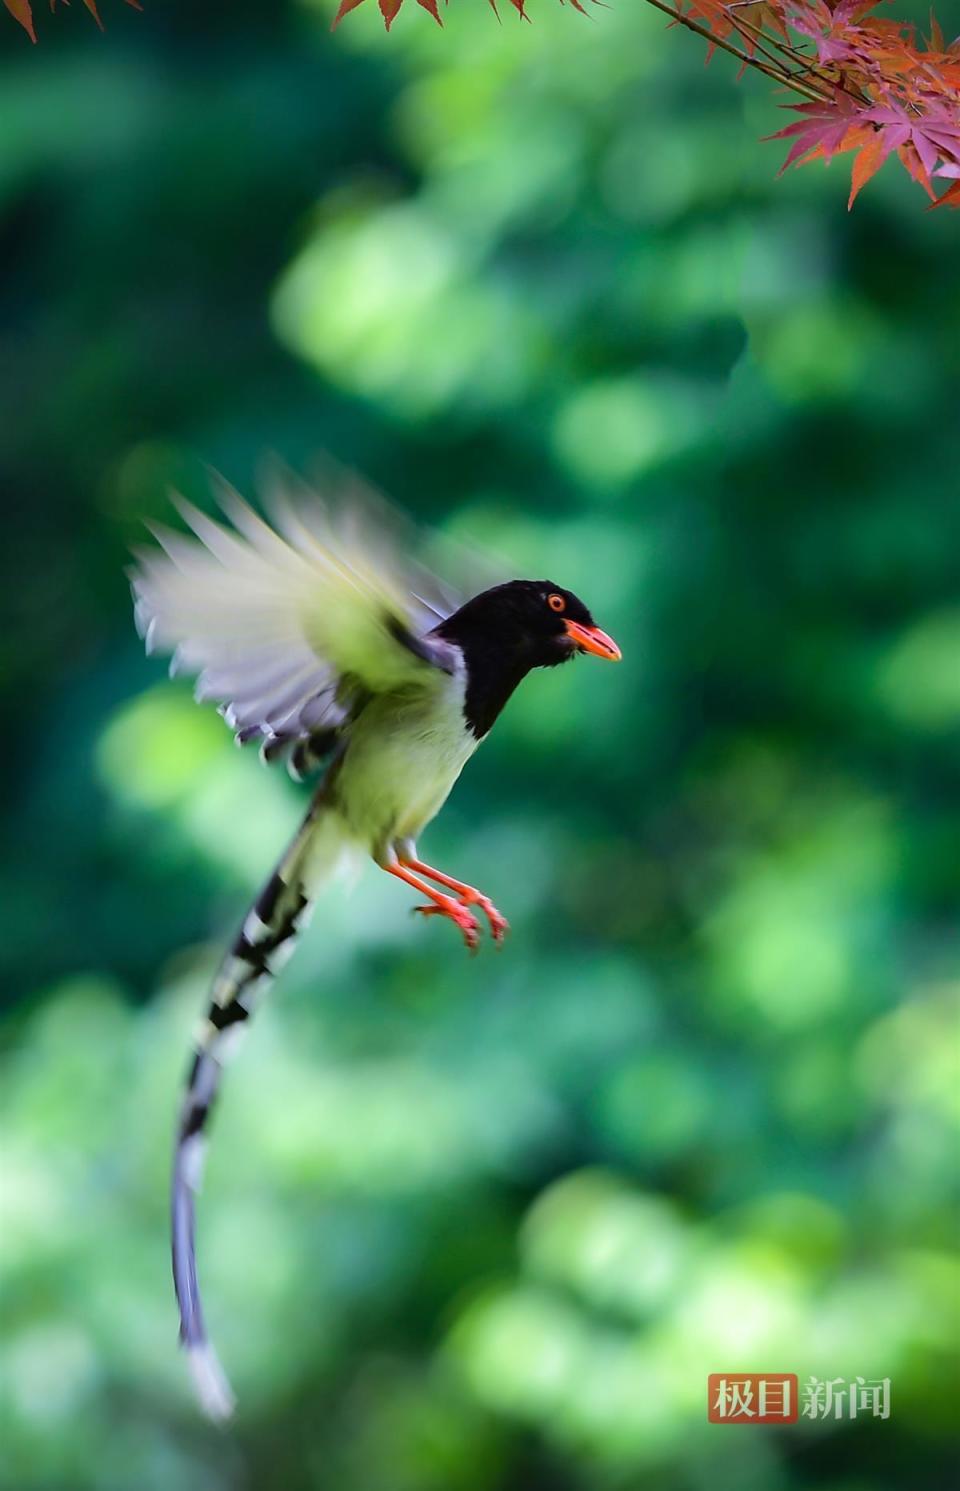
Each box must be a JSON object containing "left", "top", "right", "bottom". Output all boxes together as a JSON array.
[
  {"left": 441, "top": 579, "right": 620, "bottom": 669},
  {"left": 435, "top": 580, "right": 621, "bottom": 738}
]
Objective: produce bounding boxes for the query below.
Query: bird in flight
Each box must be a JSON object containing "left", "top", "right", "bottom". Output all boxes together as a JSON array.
[{"left": 131, "top": 469, "right": 621, "bottom": 1418}]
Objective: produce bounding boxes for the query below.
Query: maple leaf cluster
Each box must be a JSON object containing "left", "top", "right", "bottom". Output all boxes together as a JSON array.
[
  {"left": 329, "top": 0, "right": 959, "bottom": 209},
  {"left": 5, "top": 0, "right": 958, "bottom": 211},
  {"left": 677, "top": 0, "right": 960, "bottom": 206},
  {"left": 4, "top": 0, "right": 140, "bottom": 43},
  {"left": 332, "top": 0, "right": 596, "bottom": 25}
]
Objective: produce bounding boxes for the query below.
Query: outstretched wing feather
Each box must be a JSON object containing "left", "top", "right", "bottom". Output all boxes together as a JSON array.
[{"left": 131, "top": 474, "right": 461, "bottom": 757}]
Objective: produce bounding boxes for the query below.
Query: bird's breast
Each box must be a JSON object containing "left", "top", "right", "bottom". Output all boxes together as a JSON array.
[{"left": 331, "top": 672, "right": 477, "bottom": 849}]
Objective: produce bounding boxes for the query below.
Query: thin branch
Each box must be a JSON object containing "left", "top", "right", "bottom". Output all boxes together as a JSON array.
[
  {"left": 641, "top": 0, "right": 835, "bottom": 104},
  {"left": 723, "top": 10, "right": 806, "bottom": 76},
  {"left": 725, "top": 6, "right": 926, "bottom": 116},
  {"left": 722, "top": 7, "right": 875, "bottom": 107}
]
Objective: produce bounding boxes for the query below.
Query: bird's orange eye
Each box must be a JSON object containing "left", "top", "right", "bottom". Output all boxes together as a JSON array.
[{"left": 548, "top": 593, "right": 565, "bottom": 612}]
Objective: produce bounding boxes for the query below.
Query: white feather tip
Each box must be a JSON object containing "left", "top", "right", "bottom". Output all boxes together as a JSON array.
[{"left": 186, "top": 1340, "right": 236, "bottom": 1422}]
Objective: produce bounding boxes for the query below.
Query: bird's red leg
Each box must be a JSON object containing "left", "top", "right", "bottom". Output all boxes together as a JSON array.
[
  {"left": 398, "top": 856, "right": 509, "bottom": 944},
  {"left": 383, "top": 862, "right": 482, "bottom": 953}
]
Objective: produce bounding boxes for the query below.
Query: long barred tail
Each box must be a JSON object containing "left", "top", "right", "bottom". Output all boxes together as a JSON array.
[{"left": 172, "top": 796, "right": 340, "bottom": 1419}]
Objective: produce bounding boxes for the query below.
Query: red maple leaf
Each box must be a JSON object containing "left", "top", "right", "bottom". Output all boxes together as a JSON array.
[{"left": 766, "top": 95, "right": 867, "bottom": 169}]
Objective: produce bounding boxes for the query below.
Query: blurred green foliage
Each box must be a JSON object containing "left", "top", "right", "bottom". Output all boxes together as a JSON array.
[{"left": 1, "top": 2, "right": 958, "bottom": 1488}]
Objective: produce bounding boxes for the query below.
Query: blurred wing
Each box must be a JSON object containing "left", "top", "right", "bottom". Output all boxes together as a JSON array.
[{"left": 130, "top": 470, "right": 462, "bottom": 767}]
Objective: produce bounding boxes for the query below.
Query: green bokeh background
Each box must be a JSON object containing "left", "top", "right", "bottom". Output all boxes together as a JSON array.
[{"left": 1, "top": 1, "right": 958, "bottom": 1487}]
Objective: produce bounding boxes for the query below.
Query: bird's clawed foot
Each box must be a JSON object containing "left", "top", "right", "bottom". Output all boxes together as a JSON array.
[
  {"left": 458, "top": 891, "right": 510, "bottom": 945},
  {"left": 412, "top": 897, "right": 482, "bottom": 953},
  {"left": 393, "top": 856, "right": 509, "bottom": 951},
  {"left": 412, "top": 891, "right": 509, "bottom": 951}
]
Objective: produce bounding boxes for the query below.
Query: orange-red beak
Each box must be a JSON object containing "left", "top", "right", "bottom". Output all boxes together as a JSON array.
[{"left": 564, "top": 618, "right": 622, "bottom": 662}]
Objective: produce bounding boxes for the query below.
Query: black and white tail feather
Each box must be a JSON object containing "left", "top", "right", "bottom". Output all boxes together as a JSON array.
[
  {"left": 172, "top": 794, "right": 332, "bottom": 1419},
  {"left": 131, "top": 467, "right": 493, "bottom": 1419}
]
